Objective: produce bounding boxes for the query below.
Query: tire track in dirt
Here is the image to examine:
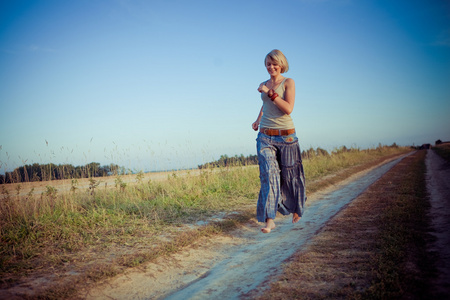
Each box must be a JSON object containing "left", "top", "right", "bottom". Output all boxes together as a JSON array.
[{"left": 84, "top": 154, "right": 411, "bottom": 300}]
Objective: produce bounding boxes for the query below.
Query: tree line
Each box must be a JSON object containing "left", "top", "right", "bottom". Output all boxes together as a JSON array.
[
  {"left": 197, "top": 146, "right": 384, "bottom": 169},
  {"left": 197, "top": 148, "right": 332, "bottom": 169},
  {"left": 198, "top": 154, "right": 259, "bottom": 169},
  {"left": 3, "top": 145, "right": 399, "bottom": 184},
  {"left": 0, "top": 162, "right": 122, "bottom": 184}
]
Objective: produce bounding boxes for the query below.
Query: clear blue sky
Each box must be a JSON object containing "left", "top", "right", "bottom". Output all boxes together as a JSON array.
[{"left": 1, "top": 0, "right": 449, "bottom": 173}]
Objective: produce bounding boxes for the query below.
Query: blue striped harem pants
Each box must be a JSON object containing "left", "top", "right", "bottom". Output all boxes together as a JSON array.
[{"left": 256, "top": 132, "right": 307, "bottom": 222}]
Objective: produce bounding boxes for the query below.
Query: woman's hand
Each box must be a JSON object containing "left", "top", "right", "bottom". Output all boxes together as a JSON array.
[
  {"left": 252, "top": 120, "right": 259, "bottom": 131},
  {"left": 257, "top": 83, "right": 269, "bottom": 94}
]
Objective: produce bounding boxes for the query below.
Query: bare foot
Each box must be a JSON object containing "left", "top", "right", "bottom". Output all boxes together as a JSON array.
[
  {"left": 261, "top": 218, "right": 276, "bottom": 233},
  {"left": 292, "top": 213, "right": 301, "bottom": 223}
]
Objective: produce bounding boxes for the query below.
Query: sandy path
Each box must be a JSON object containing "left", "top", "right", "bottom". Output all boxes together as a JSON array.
[
  {"left": 425, "top": 149, "right": 450, "bottom": 296},
  {"left": 83, "top": 154, "right": 410, "bottom": 299}
]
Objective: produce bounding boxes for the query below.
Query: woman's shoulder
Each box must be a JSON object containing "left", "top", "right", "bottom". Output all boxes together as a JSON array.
[
  {"left": 284, "top": 77, "right": 295, "bottom": 88},
  {"left": 284, "top": 77, "right": 294, "bottom": 84}
]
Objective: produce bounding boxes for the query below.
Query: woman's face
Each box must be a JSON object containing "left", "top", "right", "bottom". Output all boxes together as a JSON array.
[{"left": 265, "top": 58, "right": 281, "bottom": 76}]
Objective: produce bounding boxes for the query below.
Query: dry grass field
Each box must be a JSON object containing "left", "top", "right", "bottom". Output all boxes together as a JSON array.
[{"left": 4, "top": 145, "right": 447, "bottom": 299}]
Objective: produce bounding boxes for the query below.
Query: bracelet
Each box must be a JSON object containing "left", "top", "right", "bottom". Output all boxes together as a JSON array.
[{"left": 270, "top": 93, "right": 278, "bottom": 101}]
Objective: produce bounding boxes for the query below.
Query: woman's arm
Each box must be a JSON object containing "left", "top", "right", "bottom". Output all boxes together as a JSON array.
[
  {"left": 252, "top": 106, "right": 263, "bottom": 131},
  {"left": 277, "top": 78, "right": 295, "bottom": 115}
]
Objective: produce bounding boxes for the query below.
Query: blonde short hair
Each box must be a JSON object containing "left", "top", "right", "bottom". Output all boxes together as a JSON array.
[{"left": 265, "top": 49, "right": 289, "bottom": 73}]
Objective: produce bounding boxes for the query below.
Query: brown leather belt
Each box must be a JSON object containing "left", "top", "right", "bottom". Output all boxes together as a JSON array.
[{"left": 260, "top": 128, "right": 295, "bottom": 136}]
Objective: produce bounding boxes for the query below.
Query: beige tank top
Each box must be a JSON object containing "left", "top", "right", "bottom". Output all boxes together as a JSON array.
[{"left": 259, "top": 78, "right": 295, "bottom": 130}]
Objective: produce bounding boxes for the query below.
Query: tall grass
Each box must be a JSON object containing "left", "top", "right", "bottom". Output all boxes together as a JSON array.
[
  {"left": 0, "top": 167, "right": 261, "bottom": 274},
  {"left": 303, "top": 144, "right": 406, "bottom": 181},
  {"left": 0, "top": 145, "right": 410, "bottom": 278}
]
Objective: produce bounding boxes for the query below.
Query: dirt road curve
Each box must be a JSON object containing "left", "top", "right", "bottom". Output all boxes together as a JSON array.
[
  {"left": 426, "top": 150, "right": 450, "bottom": 296},
  {"left": 84, "top": 154, "right": 414, "bottom": 299}
]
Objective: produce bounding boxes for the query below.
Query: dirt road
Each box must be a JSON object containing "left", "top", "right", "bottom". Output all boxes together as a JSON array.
[{"left": 83, "top": 154, "right": 412, "bottom": 299}]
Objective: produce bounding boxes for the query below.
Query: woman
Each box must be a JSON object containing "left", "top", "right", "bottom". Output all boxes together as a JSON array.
[{"left": 252, "top": 49, "right": 306, "bottom": 233}]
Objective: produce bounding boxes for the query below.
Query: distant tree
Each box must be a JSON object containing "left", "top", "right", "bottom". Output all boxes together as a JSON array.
[
  {"left": 390, "top": 142, "right": 399, "bottom": 148},
  {"left": 301, "top": 147, "right": 316, "bottom": 160},
  {"left": 333, "top": 146, "right": 349, "bottom": 155},
  {"left": 316, "top": 147, "right": 329, "bottom": 157}
]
